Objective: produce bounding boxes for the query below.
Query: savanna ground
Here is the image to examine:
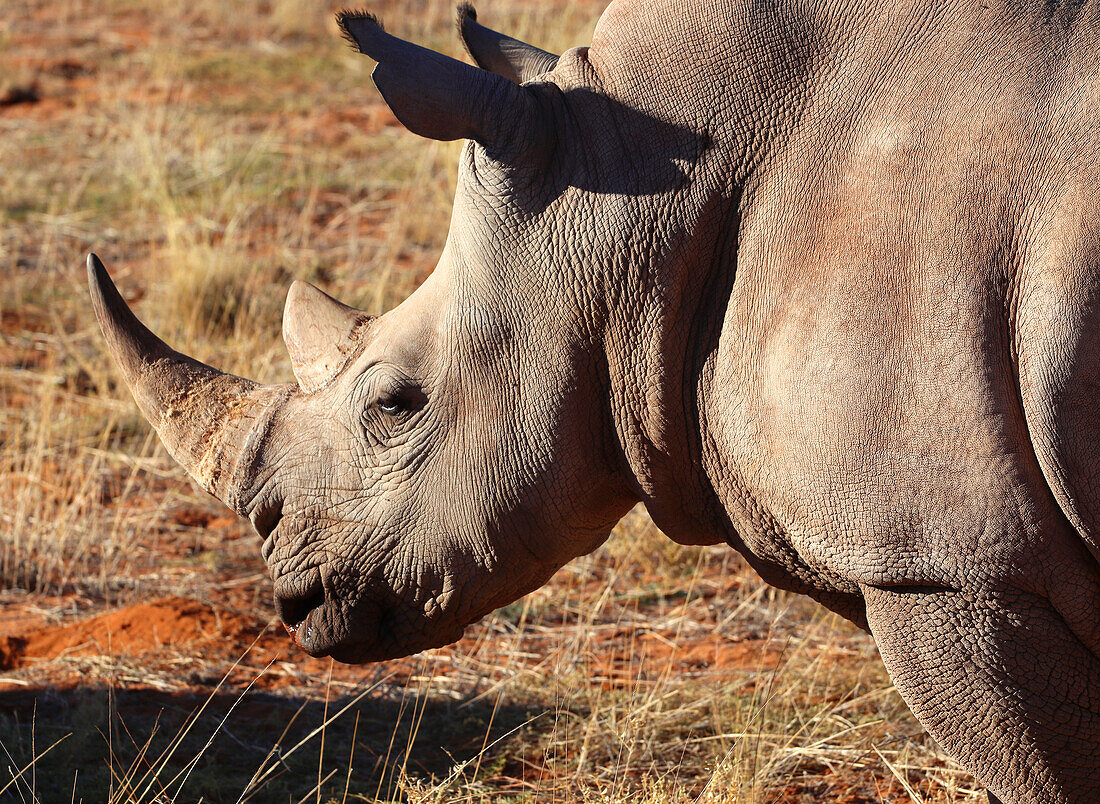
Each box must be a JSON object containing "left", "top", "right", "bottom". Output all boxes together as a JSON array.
[{"left": 0, "top": 1, "right": 986, "bottom": 801}]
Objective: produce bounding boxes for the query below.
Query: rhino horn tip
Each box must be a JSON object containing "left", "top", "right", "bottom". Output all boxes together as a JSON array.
[
  {"left": 286, "top": 277, "right": 322, "bottom": 304},
  {"left": 87, "top": 253, "right": 112, "bottom": 310},
  {"left": 86, "top": 251, "right": 168, "bottom": 378}
]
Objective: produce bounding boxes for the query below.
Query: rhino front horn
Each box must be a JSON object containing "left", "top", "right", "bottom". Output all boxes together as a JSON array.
[{"left": 87, "top": 254, "right": 289, "bottom": 513}]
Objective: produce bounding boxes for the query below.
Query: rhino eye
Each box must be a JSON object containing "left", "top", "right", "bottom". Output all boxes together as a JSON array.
[
  {"left": 377, "top": 397, "right": 404, "bottom": 415},
  {"left": 373, "top": 385, "right": 425, "bottom": 417}
]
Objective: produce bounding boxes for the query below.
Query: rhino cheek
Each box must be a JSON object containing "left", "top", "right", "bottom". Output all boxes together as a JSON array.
[{"left": 341, "top": 530, "right": 511, "bottom": 661}]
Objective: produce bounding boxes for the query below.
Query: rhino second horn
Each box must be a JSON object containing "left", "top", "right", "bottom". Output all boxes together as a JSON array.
[
  {"left": 87, "top": 254, "right": 289, "bottom": 513},
  {"left": 282, "top": 280, "right": 372, "bottom": 393}
]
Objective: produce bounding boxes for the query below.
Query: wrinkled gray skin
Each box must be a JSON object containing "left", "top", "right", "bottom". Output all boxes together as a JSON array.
[{"left": 87, "top": 0, "right": 1100, "bottom": 799}]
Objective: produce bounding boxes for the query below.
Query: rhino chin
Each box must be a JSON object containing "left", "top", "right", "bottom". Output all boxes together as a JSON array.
[
  {"left": 326, "top": 636, "right": 452, "bottom": 665},
  {"left": 322, "top": 610, "right": 468, "bottom": 665}
]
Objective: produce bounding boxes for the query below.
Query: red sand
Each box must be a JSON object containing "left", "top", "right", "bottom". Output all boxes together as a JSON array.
[{"left": 0, "top": 597, "right": 259, "bottom": 669}]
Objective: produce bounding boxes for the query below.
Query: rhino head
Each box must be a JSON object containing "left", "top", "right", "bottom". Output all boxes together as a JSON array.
[{"left": 87, "top": 8, "right": 706, "bottom": 663}]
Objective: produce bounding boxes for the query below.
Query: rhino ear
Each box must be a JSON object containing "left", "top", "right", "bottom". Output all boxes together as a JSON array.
[
  {"left": 337, "top": 9, "right": 545, "bottom": 151},
  {"left": 282, "top": 281, "right": 372, "bottom": 394},
  {"left": 457, "top": 4, "right": 559, "bottom": 84}
]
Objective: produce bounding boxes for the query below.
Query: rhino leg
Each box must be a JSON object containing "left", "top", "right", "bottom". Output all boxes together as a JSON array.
[
  {"left": 862, "top": 585, "right": 1100, "bottom": 803},
  {"left": 988, "top": 793, "right": 1004, "bottom": 804}
]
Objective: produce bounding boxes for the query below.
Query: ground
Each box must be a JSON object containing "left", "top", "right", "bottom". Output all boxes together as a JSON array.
[{"left": 0, "top": 0, "right": 984, "bottom": 801}]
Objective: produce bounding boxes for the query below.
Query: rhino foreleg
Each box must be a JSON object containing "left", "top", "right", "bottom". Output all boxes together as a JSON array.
[{"left": 862, "top": 585, "right": 1100, "bottom": 803}]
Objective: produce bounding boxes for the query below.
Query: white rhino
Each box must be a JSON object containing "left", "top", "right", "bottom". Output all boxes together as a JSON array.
[{"left": 88, "top": 1, "right": 1100, "bottom": 800}]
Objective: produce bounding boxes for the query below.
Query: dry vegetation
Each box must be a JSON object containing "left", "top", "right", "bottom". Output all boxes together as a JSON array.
[{"left": 0, "top": 0, "right": 984, "bottom": 800}]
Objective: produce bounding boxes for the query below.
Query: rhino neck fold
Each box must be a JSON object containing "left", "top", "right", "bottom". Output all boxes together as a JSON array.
[{"left": 598, "top": 179, "right": 742, "bottom": 548}]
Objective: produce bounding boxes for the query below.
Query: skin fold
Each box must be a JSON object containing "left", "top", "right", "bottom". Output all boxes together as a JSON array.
[{"left": 88, "top": 0, "right": 1100, "bottom": 799}]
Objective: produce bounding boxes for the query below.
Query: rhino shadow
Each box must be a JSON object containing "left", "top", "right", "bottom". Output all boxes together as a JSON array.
[
  {"left": 522, "top": 86, "right": 713, "bottom": 215},
  {"left": 0, "top": 679, "right": 542, "bottom": 802}
]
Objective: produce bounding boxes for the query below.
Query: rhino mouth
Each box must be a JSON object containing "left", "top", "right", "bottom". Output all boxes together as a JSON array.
[
  {"left": 276, "top": 585, "right": 326, "bottom": 641},
  {"left": 281, "top": 603, "right": 462, "bottom": 664},
  {"left": 268, "top": 553, "right": 464, "bottom": 663}
]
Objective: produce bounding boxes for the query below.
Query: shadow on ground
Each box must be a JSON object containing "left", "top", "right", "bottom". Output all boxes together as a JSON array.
[{"left": 0, "top": 681, "right": 540, "bottom": 802}]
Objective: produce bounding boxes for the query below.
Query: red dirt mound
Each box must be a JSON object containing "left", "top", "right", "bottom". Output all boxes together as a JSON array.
[{"left": 0, "top": 597, "right": 261, "bottom": 670}]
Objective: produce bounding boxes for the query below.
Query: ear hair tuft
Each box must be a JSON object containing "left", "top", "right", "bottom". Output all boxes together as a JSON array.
[
  {"left": 455, "top": 2, "right": 477, "bottom": 40},
  {"left": 456, "top": 2, "right": 477, "bottom": 35},
  {"left": 338, "top": 6, "right": 548, "bottom": 150},
  {"left": 335, "top": 9, "right": 383, "bottom": 52}
]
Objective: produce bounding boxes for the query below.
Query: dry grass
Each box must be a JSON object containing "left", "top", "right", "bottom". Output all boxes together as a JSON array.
[{"left": 0, "top": 0, "right": 984, "bottom": 801}]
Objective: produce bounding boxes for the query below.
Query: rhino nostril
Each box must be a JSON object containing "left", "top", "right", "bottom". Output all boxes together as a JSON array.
[{"left": 275, "top": 585, "right": 325, "bottom": 629}]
